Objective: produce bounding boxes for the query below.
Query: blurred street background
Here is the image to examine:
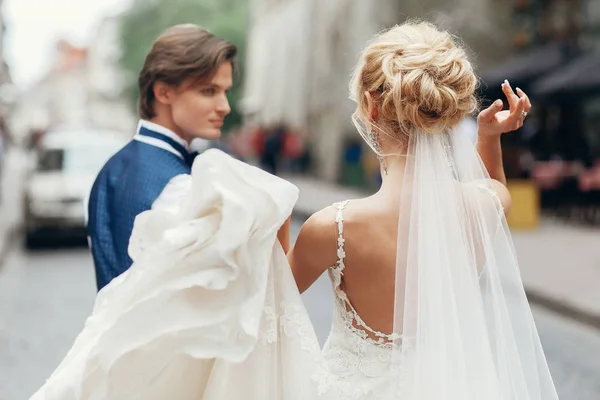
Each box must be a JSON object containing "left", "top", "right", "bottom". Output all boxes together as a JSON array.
[{"left": 0, "top": 0, "right": 599, "bottom": 398}]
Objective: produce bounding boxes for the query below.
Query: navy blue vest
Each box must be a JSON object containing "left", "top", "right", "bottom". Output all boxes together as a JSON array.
[{"left": 87, "top": 125, "right": 195, "bottom": 290}]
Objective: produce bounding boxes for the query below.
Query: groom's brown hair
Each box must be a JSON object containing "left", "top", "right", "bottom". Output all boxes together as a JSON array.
[{"left": 137, "top": 24, "right": 237, "bottom": 119}]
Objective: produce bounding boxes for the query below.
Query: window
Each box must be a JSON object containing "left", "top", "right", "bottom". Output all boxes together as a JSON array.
[{"left": 37, "top": 149, "right": 64, "bottom": 172}]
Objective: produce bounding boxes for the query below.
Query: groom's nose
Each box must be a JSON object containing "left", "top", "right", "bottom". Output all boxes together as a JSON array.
[{"left": 216, "top": 94, "right": 231, "bottom": 116}]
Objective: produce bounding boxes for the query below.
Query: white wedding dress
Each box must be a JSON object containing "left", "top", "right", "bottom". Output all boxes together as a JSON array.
[{"left": 31, "top": 149, "right": 400, "bottom": 400}]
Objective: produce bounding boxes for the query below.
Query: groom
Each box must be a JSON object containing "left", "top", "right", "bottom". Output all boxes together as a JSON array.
[{"left": 87, "top": 25, "right": 236, "bottom": 290}]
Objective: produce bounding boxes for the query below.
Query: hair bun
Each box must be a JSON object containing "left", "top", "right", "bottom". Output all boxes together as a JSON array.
[{"left": 351, "top": 21, "right": 478, "bottom": 137}]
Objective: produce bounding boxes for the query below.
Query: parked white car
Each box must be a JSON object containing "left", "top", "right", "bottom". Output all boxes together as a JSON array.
[{"left": 24, "top": 128, "right": 127, "bottom": 246}]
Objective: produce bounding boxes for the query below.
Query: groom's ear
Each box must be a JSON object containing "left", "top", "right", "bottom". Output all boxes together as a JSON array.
[{"left": 153, "top": 81, "right": 174, "bottom": 105}]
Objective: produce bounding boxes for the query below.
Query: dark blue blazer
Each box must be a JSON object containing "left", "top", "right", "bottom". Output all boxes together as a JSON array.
[{"left": 87, "top": 124, "right": 195, "bottom": 290}]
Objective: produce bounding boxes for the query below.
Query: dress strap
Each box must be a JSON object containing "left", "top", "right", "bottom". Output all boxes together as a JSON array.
[
  {"left": 329, "top": 200, "right": 402, "bottom": 345},
  {"left": 476, "top": 183, "right": 504, "bottom": 215},
  {"left": 333, "top": 200, "right": 349, "bottom": 272}
]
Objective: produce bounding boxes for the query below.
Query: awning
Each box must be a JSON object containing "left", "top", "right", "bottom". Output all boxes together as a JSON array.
[
  {"left": 479, "top": 43, "right": 577, "bottom": 88},
  {"left": 532, "top": 52, "right": 600, "bottom": 97}
]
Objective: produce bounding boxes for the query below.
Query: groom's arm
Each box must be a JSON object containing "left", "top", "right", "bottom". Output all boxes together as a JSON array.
[
  {"left": 87, "top": 176, "right": 118, "bottom": 291},
  {"left": 151, "top": 174, "right": 192, "bottom": 211},
  {"left": 277, "top": 216, "right": 291, "bottom": 253}
]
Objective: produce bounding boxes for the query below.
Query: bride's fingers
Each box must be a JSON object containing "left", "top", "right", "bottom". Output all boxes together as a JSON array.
[
  {"left": 478, "top": 99, "right": 503, "bottom": 122},
  {"left": 506, "top": 98, "right": 525, "bottom": 129},
  {"left": 502, "top": 80, "right": 520, "bottom": 110},
  {"left": 516, "top": 87, "right": 532, "bottom": 113}
]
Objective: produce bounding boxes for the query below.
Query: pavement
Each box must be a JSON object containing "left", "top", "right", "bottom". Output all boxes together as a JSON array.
[{"left": 285, "top": 174, "right": 600, "bottom": 329}]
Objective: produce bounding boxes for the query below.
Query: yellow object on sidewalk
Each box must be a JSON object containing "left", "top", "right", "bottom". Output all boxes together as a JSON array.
[{"left": 506, "top": 179, "right": 539, "bottom": 230}]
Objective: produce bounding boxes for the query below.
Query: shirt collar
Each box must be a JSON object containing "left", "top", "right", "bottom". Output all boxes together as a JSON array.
[{"left": 137, "top": 120, "right": 189, "bottom": 150}]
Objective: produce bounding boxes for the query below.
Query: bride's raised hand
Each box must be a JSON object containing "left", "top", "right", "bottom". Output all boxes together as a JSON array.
[{"left": 477, "top": 79, "right": 532, "bottom": 137}]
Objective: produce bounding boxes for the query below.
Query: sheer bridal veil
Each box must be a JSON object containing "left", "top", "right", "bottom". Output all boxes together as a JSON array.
[{"left": 389, "top": 129, "right": 558, "bottom": 399}]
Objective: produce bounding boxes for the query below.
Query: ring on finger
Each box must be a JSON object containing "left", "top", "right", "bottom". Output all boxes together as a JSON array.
[{"left": 521, "top": 111, "right": 528, "bottom": 118}]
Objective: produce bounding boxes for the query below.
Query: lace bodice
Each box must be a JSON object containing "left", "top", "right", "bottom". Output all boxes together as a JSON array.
[{"left": 315, "top": 201, "right": 404, "bottom": 399}]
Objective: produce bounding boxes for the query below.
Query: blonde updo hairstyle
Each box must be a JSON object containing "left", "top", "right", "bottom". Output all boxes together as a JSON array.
[{"left": 350, "top": 21, "right": 478, "bottom": 154}]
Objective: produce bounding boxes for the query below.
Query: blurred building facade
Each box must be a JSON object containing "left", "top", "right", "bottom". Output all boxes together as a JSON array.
[
  {"left": 0, "top": 0, "right": 13, "bottom": 143},
  {"left": 8, "top": 17, "right": 136, "bottom": 145},
  {"left": 85, "top": 16, "right": 137, "bottom": 134},
  {"left": 476, "top": 0, "right": 600, "bottom": 226},
  {"left": 0, "top": 0, "right": 11, "bottom": 87},
  {"left": 491, "top": 0, "right": 600, "bottom": 166},
  {"left": 244, "top": 0, "right": 512, "bottom": 182},
  {"left": 510, "top": 0, "right": 600, "bottom": 49}
]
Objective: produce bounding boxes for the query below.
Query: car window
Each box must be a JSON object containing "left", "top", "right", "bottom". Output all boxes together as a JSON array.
[
  {"left": 37, "top": 149, "right": 64, "bottom": 172},
  {"left": 36, "top": 144, "right": 120, "bottom": 173}
]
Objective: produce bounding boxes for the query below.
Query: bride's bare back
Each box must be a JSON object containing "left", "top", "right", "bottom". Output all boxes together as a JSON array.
[
  {"left": 288, "top": 177, "right": 511, "bottom": 337},
  {"left": 288, "top": 193, "right": 400, "bottom": 335}
]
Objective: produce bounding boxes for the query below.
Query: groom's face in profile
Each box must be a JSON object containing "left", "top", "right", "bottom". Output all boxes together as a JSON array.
[{"left": 163, "top": 61, "right": 233, "bottom": 142}]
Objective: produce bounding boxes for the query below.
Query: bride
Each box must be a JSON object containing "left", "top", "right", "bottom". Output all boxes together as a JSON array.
[{"left": 32, "top": 21, "right": 558, "bottom": 399}]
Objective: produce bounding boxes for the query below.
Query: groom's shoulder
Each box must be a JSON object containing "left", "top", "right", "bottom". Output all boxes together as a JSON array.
[
  {"left": 100, "top": 140, "right": 185, "bottom": 174},
  {"left": 96, "top": 140, "right": 136, "bottom": 174},
  {"left": 106, "top": 139, "right": 136, "bottom": 161}
]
